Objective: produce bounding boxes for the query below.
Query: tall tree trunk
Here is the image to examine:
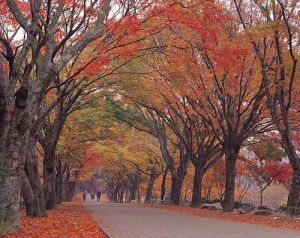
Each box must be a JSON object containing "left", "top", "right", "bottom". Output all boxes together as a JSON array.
[
  {"left": 191, "top": 165, "right": 203, "bottom": 207},
  {"left": 62, "top": 167, "right": 77, "bottom": 202},
  {"left": 56, "top": 159, "right": 62, "bottom": 204},
  {"left": 169, "top": 151, "right": 190, "bottom": 205},
  {"left": 0, "top": 108, "right": 29, "bottom": 235},
  {"left": 160, "top": 168, "right": 168, "bottom": 201},
  {"left": 64, "top": 182, "right": 77, "bottom": 202},
  {"left": 129, "top": 186, "right": 137, "bottom": 201},
  {"left": 129, "top": 174, "right": 138, "bottom": 201},
  {"left": 0, "top": 152, "right": 25, "bottom": 235},
  {"left": 169, "top": 174, "right": 185, "bottom": 205},
  {"left": 259, "top": 189, "right": 263, "bottom": 207},
  {"left": 145, "top": 172, "right": 156, "bottom": 203},
  {"left": 43, "top": 149, "right": 56, "bottom": 209},
  {"left": 40, "top": 117, "right": 63, "bottom": 209},
  {"left": 222, "top": 148, "right": 238, "bottom": 212},
  {"left": 137, "top": 183, "right": 140, "bottom": 203},
  {"left": 287, "top": 168, "right": 300, "bottom": 215},
  {"left": 21, "top": 171, "right": 35, "bottom": 217},
  {"left": 24, "top": 138, "right": 46, "bottom": 217},
  {"left": 278, "top": 135, "right": 300, "bottom": 215},
  {"left": 112, "top": 187, "right": 118, "bottom": 201}
]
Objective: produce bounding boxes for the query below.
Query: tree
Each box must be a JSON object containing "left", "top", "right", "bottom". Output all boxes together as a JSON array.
[
  {"left": 0, "top": 0, "right": 138, "bottom": 233},
  {"left": 235, "top": 160, "right": 255, "bottom": 203},
  {"left": 249, "top": 139, "right": 291, "bottom": 206},
  {"left": 0, "top": 0, "right": 168, "bottom": 232},
  {"left": 55, "top": 101, "right": 107, "bottom": 202},
  {"left": 153, "top": 5, "right": 271, "bottom": 211},
  {"left": 233, "top": 0, "right": 300, "bottom": 215}
]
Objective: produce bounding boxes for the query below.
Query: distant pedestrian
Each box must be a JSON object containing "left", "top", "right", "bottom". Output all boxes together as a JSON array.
[
  {"left": 96, "top": 189, "right": 102, "bottom": 202},
  {"left": 90, "top": 191, "right": 95, "bottom": 199},
  {"left": 82, "top": 190, "right": 87, "bottom": 202}
]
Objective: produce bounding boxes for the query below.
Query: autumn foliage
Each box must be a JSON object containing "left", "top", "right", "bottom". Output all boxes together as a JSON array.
[
  {"left": 2, "top": 202, "right": 106, "bottom": 238},
  {"left": 1, "top": 0, "right": 300, "bottom": 236}
]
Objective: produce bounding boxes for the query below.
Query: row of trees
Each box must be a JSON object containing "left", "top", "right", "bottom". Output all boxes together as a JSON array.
[
  {"left": 0, "top": 0, "right": 167, "bottom": 234},
  {"left": 97, "top": 136, "right": 290, "bottom": 207},
  {"left": 99, "top": 0, "right": 300, "bottom": 214},
  {"left": 0, "top": 0, "right": 299, "bottom": 235}
]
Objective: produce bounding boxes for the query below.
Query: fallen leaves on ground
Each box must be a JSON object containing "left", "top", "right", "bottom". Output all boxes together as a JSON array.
[
  {"left": 2, "top": 202, "right": 106, "bottom": 238},
  {"left": 141, "top": 204, "right": 300, "bottom": 230}
]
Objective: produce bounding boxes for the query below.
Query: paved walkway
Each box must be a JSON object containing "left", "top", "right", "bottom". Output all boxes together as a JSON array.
[{"left": 84, "top": 200, "right": 300, "bottom": 238}]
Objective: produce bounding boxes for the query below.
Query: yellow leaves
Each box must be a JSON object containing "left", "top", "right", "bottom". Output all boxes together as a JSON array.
[{"left": 247, "top": 20, "right": 286, "bottom": 41}]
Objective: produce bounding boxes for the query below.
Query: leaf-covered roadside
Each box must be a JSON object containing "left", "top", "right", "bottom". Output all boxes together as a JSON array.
[
  {"left": 2, "top": 203, "right": 106, "bottom": 238},
  {"left": 142, "top": 204, "right": 300, "bottom": 230}
]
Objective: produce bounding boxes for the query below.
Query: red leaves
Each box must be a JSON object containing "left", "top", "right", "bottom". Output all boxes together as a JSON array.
[
  {"left": 264, "top": 163, "right": 292, "bottom": 184},
  {"left": 85, "top": 150, "right": 101, "bottom": 167},
  {"left": 84, "top": 55, "right": 111, "bottom": 76},
  {"left": 2, "top": 63, "right": 9, "bottom": 74},
  {"left": 4, "top": 203, "right": 106, "bottom": 238},
  {"left": 109, "top": 15, "right": 142, "bottom": 37}
]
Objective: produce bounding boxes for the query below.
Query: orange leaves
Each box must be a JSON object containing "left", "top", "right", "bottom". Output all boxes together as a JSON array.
[
  {"left": 2, "top": 63, "right": 9, "bottom": 74},
  {"left": 45, "top": 89, "right": 55, "bottom": 99},
  {"left": 79, "top": 150, "right": 102, "bottom": 179},
  {"left": 211, "top": 46, "right": 249, "bottom": 72},
  {"left": 63, "top": 0, "right": 77, "bottom": 6},
  {"left": 292, "top": 133, "right": 300, "bottom": 148},
  {"left": 85, "top": 150, "right": 101, "bottom": 167},
  {"left": 4, "top": 203, "right": 106, "bottom": 238},
  {"left": 70, "top": 42, "right": 111, "bottom": 80}
]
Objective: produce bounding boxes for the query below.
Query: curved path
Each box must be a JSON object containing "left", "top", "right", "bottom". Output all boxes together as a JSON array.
[{"left": 84, "top": 200, "right": 300, "bottom": 238}]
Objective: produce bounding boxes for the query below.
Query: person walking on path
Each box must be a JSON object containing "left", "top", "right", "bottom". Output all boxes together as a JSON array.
[
  {"left": 82, "top": 190, "right": 87, "bottom": 202},
  {"left": 96, "top": 189, "right": 102, "bottom": 202},
  {"left": 90, "top": 191, "right": 95, "bottom": 200}
]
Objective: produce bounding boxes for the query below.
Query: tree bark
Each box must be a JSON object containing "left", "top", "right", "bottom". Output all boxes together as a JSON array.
[
  {"left": 0, "top": 106, "right": 29, "bottom": 234},
  {"left": 56, "top": 159, "right": 62, "bottom": 204},
  {"left": 260, "top": 189, "right": 263, "bottom": 207},
  {"left": 43, "top": 169, "right": 56, "bottom": 209},
  {"left": 276, "top": 132, "right": 300, "bottom": 215},
  {"left": 137, "top": 182, "right": 140, "bottom": 203},
  {"left": 129, "top": 186, "right": 137, "bottom": 201},
  {"left": 39, "top": 111, "right": 64, "bottom": 209},
  {"left": 222, "top": 149, "right": 238, "bottom": 212},
  {"left": 0, "top": 173, "right": 22, "bottom": 235},
  {"left": 287, "top": 168, "right": 300, "bottom": 215},
  {"left": 191, "top": 165, "right": 203, "bottom": 207},
  {"left": 43, "top": 148, "right": 56, "bottom": 209},
  {"left": 144, "top": 172, "right": 156, "bottom": 203},
  {"left": 24, "top": 138, "right": 46, "bottom": 217},
  {"left": 21, "top": 171, "right": 36, "bottom": 217},
  {"left": 61, "top": 166, "right": 77, "bottom": 202},
  {"left": 128, "top": 173, "right": 139, "bottom": 201},
  {"left": 169, "top": 149, "right": 190, "bottom": 205},
  {"left": 169, "top": 174, "right": 185, "bottom": 205},
  {"left": 112, "top": 188, "right": 118, "bottom": 201},
  {"left": 64, "top": 181, "right": 77, "bottom": 202},
  {"left": 160, "top": 168, "right": 168, "bottom": 201}
]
